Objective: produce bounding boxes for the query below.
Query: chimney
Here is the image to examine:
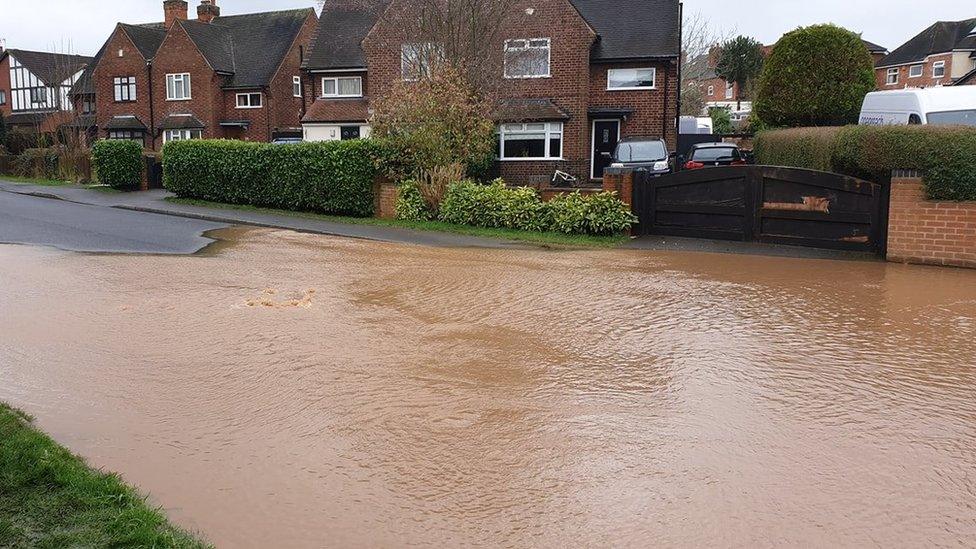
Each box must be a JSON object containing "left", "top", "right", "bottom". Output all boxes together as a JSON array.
[
  {"left": 197, "top": 0, "right": 221, "bottom": 24},
  {"left": 164, "top": 0, "right": 189, "bottom": 29}
]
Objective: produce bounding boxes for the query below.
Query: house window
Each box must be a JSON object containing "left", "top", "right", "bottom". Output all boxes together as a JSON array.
[
  {"left": 0, "top": 90, "right": 5, "bottom": 105},
  {"left": 107, "top": 130, "right": 145, "bottom": 145},
  {"left": 113, "top": 76, "right": 136, "bottom": 102},
  {"left": 166, "top": 73, "right": 191, "bottom": 100},
  {"left": 707, "top": 85, "right": 714, "bottom": 97},
  {"left": 886, "top": 68, "right": 899, "bottom": 85},
  {"left": 909, "top": 65, "right": 923, "bottom": 78},
  {"left": 293, "top": 76, "right": 302, "bottom": 98},
  {"left": 933, "top": 61, "right": 946, "bottom": 78},
  {"left": 725, "top": 82, "right": 734, "bottom": 99},
  {"left": 504, "top": 38, "right": 551, "bottom": 79},
  {"left": 82, "top": 99, "right": 94, "bottom": 114},
  {"left": 163, "top": 129, "right": 202, "bottom": 142},
  {"left": 30, "top": 87, "right": 47, "bottom": 105},
  {"left": 607, "top": 68, "right": 655, "bottom": 90},
  {"left": 236, "top": 93, "right": 263, "bottom": 108},
  {"left": 321, "top": 77, "right": 362, "bottom": 98},
  {"left": 401, "top": 43, "right": 441, "bottom": 81},
  {"left": 497, "top": 122, "right": 563, "bottom": 160}
]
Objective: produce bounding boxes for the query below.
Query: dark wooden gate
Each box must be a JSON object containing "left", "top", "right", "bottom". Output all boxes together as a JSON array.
[
  {"left": 145, "top": 155, "right": 164, "bottom": 189},
  {"left": 633, "top": 166, "right": 889, "bottom": 254}
]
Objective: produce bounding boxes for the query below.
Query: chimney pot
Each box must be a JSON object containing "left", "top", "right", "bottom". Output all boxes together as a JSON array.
[
  {"left": 163, "top": 0, "right": 189, "bottom": 29},
  {"left": 198, "top": 0, "right": 221, "bottom": 24}
]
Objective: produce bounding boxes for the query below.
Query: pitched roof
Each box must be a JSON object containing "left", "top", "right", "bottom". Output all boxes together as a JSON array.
[
  {"left": 304, "top": 0, "right": 389, "bottom": 70},
  {"left": 303, "top": 98, "right": 371, "bottom": 123},
  {"left": 180, "top": 8, "right": 315, "bottom": 88},
  {"left": 72, "top": 23, "right": 166, "bottom": 96},
  {"left": 861, "top": 38, "right": 887, "bottom": 54},
  {"left": 878, "top": 18, "right": 976, "bottom": 68},
  {"left": 105, "top": 115, "right": 148, "bottom": 130},
  {"left": 2, "top": 49, "right": 93, "bottom": 86},
  {"left": 159, "top": 114, "right": 206, "bottom": 129},
  {"left": 569, "top": 0, "right": 680, "bottom": 60}
]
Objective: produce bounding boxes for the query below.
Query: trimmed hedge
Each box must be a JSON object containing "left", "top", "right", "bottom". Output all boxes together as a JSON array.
[
  {"left": 92, "top": 139, "right": 143, "bottom": 190},
  {"left": 400, "top": 179, "right": 636, "bottom": 236},
  {"left": 754, "top": 126, "right": 976, "bottom": 201},
  {"left": 163, "top": 139, "right": 384, "bottom": 217}
]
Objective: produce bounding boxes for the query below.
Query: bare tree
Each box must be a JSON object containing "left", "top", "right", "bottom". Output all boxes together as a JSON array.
[{"left": 680, "top": 11, "right": 734, "bottom": 116}]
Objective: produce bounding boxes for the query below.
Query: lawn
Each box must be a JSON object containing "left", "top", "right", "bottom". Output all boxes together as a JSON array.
[
  {"left": 166, "top": 197, "right": 630, "bottom": 248},
  {"left": 0, "top": 403, "right": 209, "bottom": 548},
  {"left": 0, "top": 175, "right": 74, "bottom": 187}
]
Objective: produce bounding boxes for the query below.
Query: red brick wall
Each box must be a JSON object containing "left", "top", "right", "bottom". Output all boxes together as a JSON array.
[
  {"left": 0, "top": 55, "right": 11, "bottom": 117},
  {"left": 267, "top": 12, "right": 317, "bottom": 135},
  {"left": 876, "top": 53, "right": 955, "bottom": 89},
  {"left": 887, "top": 176, "right": 976, "bottom": 269},
  {"left": 589, "top": 60, "right": 678, "bottom": 146},
  {"left": 93, "top": 27, "right": 155, "bottom": 148}
]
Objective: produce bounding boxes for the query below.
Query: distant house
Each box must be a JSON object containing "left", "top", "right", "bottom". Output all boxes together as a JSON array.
[
  {"left": 301, "top": 0, "right": 682, "bottom": 186},
  {"left": 84, "top": 0, "right": 317, "bottom": 150},
  {"left": 0, "top": 46, "right": 92, "bottom": 132},
  {"left": 876, "top": 18, "right": 976, "bottom": 89}
]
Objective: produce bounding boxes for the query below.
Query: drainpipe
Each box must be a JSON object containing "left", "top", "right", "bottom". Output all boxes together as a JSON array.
[
  {"left": 147, "top": 60, "right": 156, "bottom": 150},
  {"left": 674, "top": 2, "right": 683, "bottom": 152},
  {"left": 661, "top": 61, "right": 670, "bottom": 144}
]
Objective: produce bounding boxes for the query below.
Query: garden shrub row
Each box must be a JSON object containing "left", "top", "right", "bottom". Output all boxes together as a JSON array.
[
  {"left": 163, "top": 139, "right": 383, "bottom": 216},
  {"left": 92, "top": 140, "right": 142, "bottom": 189},
  {"left": 754, "top": 125, "right": 976, "bottom": 201},
  {"left": 398, "top": 179, "right": 636, "bottom": 236}
]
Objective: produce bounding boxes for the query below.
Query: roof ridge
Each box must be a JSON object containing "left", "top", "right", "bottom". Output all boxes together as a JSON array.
[{"left": 212, "top": 7, "right": 313, "bottom": 20}]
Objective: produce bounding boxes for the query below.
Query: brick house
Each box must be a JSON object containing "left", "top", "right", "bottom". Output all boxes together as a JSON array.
[
  {"left": 876, "top": 18, "right": 976, "bottom": 89},
  {"left": 301, "top": 0, "right": 681, "bottom": 186},
  {"left": 0, "top": 46, "right": 92, "bottom": 133},
  {"left": 84, "top": 0, "right": 316, "bottom": 150}
]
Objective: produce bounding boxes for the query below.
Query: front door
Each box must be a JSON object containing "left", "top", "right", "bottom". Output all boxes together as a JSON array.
[
  {"left": 340, "top": 126, "right": 361, "bottom": 140},
  {"left": 592, "top": 120, "right": 620, "bottom": 179}
]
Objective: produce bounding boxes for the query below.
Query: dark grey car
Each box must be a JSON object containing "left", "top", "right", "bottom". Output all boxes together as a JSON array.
[{"left": 610, "top": 137, "right": 671, "bottom": 175}]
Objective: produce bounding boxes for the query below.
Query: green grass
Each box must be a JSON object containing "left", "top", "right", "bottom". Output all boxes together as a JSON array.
[
  {"left": 0, "top": 175, "right": 73, "bottom": 187},
  {"left": 166, "top": 197, "right": 630, "bottom": 248},
  {"left": 0, "top": 403, "right": 210, "bottom": 549}
]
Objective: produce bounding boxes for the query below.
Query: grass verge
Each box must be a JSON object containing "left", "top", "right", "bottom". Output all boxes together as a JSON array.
[
  {"left": 0, "top": 403, "right": 210, "bottom": 548},
  {"left": 166, "top": 197, "right": 629, "bottom": 248},
  {"left": 0, "top": 176, "right": 73, "bottom": 187}
]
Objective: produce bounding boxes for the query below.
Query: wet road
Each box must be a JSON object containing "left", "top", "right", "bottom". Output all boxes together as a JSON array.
[
  {"left": 1, "top": 227, "right": 975, "bottom": 547},
  {"left": 0, "top": 191, "right": 225, "bottom": 253}
]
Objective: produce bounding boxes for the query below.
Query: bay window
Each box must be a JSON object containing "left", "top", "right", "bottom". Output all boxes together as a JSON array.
[
  {"left": 504, "top": 38, "right": 551, "bottom": 79},
  {"left": 498, "top": 122, "right": 563, "bottom": 160},
  {"left": 163, "top": 129, "right": 202, "bottom": 142},
  {"left": 166, "top": 73, "right": 191, "bottom": 100}
]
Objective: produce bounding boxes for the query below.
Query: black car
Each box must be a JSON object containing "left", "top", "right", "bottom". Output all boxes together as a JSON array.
[
  {"left": 610, "top": 137, "right": 672, "bottom": 175},
  {"left": 681, "top": 143, "right": 748, "bottom": 170}
]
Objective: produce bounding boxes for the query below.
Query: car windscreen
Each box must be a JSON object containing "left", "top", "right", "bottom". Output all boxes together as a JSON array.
[
  {"left": 691, "top": 147, "right": 739, "bottom": 162},
  {"left": 616, "top": 141, "right": 667, "bottom": 162},
  {"left": 927, "top": 110, "right": 976, "bottom": 127}
]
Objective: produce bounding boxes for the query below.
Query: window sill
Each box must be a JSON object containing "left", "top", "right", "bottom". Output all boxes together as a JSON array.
[
  {"left": 235, "top": 106, "right": 263, "bottom": 110},
  {"left": 166, "top": 98, "right": 191, "bottom": 102},
  {"left": 607, "top": 86, "right": 656, "bottom": 92},
  {"left": 320, "top": 95, "right": 364, "bottom": 99},
  {"left": 504, "top": 75, "right": 552, "bottom": 80},
  {"left": 499, "top": 157, "right": 565, "bottom": 162}
]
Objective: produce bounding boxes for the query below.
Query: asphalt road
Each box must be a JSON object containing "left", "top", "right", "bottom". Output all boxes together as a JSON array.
[{"left": 0, "top": 191, "right": 228, "bottom": 254}]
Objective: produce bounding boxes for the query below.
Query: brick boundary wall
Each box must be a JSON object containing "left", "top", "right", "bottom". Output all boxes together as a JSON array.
[{"left": 887, "top": 174, "right": 976, "bottom": 269}]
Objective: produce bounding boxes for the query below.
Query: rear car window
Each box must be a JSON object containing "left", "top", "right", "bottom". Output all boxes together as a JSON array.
[
  {"left": 926, "top": 110, "right": 976, "bottom": 127},
  {"left": 691, "top": 147, "right": 740, "bottom": 162},
  {"left": 616, "top": 141, "right": 667, "bottom": 162}
]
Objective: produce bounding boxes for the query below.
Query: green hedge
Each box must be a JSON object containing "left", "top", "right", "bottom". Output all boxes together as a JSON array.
[
  {"left": 163, "top": 139, "right": 384, "bottom": 217},
  {"left": 92, "top": 140, "right": 143, "bottom": 190},
  {"left": 400, "top": 179, "right": 636, "bottom": 236},
  {"left": 754, "top": 126, "right": 976, "bottom": 201}
]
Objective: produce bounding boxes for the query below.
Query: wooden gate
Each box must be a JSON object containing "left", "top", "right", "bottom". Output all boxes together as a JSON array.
[{"left": 633, "top": 166, "right": 889, "bottom": 254}]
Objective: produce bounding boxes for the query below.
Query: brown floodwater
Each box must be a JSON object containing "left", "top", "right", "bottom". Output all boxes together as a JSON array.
[{"left": 1, "top": 228, "right": 975, "bottom": 547}]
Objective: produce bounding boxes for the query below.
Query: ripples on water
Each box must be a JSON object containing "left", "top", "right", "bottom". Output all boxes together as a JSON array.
[{"left": 1, "top": 228, "right": 975, "bottom": 547}]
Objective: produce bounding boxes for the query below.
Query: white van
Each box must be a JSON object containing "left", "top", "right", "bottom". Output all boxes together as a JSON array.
[{"left": 859, "top": 87, "right": 976, "bottom": 126}]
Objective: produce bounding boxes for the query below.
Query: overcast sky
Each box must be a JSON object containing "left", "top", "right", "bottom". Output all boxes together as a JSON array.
[{"left": 1, "top": 0, "right": 973, "bottom": 56}]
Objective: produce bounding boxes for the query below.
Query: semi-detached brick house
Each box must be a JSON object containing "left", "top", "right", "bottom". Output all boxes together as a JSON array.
[
  {"left": 876, "top": 18, "right": 976, "bottom": 89},
  {"left": 83, "top": 0, "right": 316, "bottom": 151},
  {"left": 301, "top": 0, "right": 681, "bottom": 186}
]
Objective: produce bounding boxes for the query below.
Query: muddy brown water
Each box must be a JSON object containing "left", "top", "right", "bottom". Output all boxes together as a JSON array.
[{"left": 1, "top": 228, "right": 975, "bottom": 547}]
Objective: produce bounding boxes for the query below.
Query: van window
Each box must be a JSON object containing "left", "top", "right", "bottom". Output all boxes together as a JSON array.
[
  {"left": 926, "top": 110, "right": 976, "bottom": 127},
  {"left": 908, "top": 114, "right": 921, "bottom": 125}
]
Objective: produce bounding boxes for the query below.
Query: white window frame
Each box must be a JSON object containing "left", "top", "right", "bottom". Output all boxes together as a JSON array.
[
  {"left": 725, "top": 82, "right": 734, "bottom": 99},
  {"left": 497, "top": 122, "right": 563, "bottom": 161},
  {"left": 606, "top": 68, "right": 656, "bottom": 91},
  {"left": 293, "top": 76, "right": 302, "bottom": 98},
  {"left": 707, "top": 85, "right": 714, "bottom": 97},
  {"left": 909, "top": 65, "right": 924, "bottom": 78},
  {"left": 401, "top": 43, "right": 441, "bottom": 81},
  {"left": 235, "top": 92, "right": 263, "bottom": 109},
  {"left": 0, "top": 90, "right": 6, "bottom": 106},
  {"left": 504, "top": 38, "right": 551, "bottom": 79},
  {"left": 113, "top": 76, "right": 137, "bottom": 102},
  {"left": 933, "top": 61, "right": 946, "bottom": 79},
  {"left": 320, "top": 76, "right": 363, "bottom": 98},
  {"left": 886, "top": 68, "right": 899, "bottom": 85},
  {"left": 166, "top": 73, "right": 192, "bottom": 101},
  {"left": 163, "top": 129, "right": 203, "bottom": 143}
]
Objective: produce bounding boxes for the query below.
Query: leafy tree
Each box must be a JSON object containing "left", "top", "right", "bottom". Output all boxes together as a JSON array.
[
  {"left": 715, "top": 36, "right": 765, "bottom": 111},
  {"left": 755, "top": 24, "right": 876, "bottom": 127},
  {"left": 709, "top": 107, "right": 734, "bottom": 134}
]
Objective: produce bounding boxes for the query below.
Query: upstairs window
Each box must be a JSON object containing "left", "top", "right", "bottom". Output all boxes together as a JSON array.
[
  {"left": 909, "top": 65, "right": 923, "bottom": 78},
  {"left": 321, "top": 76, "right": 362, "bottom": 98},
  {"left": 504, "top": 38, "right": 551, "bottom": 79},
  {"left": 497, "top": 122, "right": 563, "bottom": 160},
  {"left": 0, "top": 90, "right": 5, "bottom": 105},
  {"left": 293, "top": 76, "right": 302, "bottom": 98},
  {"left": 113, "top": 76, "right": 136, "bottom": 102},
  {"left": 707, "top": 85, "right": 714, "bottom": 96},
  {"left": 886, "top": 68, "right": 899, "bottom": 85},
  {"left": 166, "top": 73, "right": 191, "bottom": 100},
  {"left": 933, "top": 61, "right": 946, "bottom": 78},
  {"left": 82, "top": 98, "right": 94, "bottom": 114},
  {"left": 236, "top": 92, "right": 263, "bottom": 109},
  {"left": 607, "top": 68, "right": 656, "bottom": 90},
  {"left": 30, "top": 87, "right": 47, "bottom": 106},
  {"left": 725, "top": 82, "right": 734, "bottom": 99},
  {"left": 401, "top": 43, "right": 442, "bottom": 81}
]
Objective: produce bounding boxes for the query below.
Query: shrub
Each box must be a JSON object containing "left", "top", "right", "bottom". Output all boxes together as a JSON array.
[
  {"left": 3, "top": 128, "right": 40, "bottom": 155},
  {"left": 164, "top": 139, "right": 385, "bottom": 217},
  {"left": 754, "top": 125, "right": 976, "bottom": 200},
  {"left": 547, "top": 191, "right": 638, "bottom": 235},
  {"left": 92, "top": 140, "right": 143, "bottom": 190},
  {"left": 755, "top": 25, "right": 876, "bottom": 127},
  {"left": 395, "top": 180, "right": 434, "bottom": 221},
  {"left": 709, "top": 107, "right": 734, "bottom": 135},
  {"left": 15, "top": 148, "right": 59, "bottom": 179}
]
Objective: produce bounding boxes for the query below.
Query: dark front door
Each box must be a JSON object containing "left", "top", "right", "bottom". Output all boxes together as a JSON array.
[
  {"left": 340, "top": 126, "right": 361, "bottom": 140},
  {"left": 592, "top": 120, "right": 620, "bottom": 179}
]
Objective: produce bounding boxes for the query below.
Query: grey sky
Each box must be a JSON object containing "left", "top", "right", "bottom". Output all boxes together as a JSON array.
[{"left": 0, "top": 0, "right": 972, "bottom": 56}]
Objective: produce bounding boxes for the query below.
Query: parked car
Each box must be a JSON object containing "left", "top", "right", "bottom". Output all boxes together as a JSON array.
[
  {"left": 681, "top": 143, "right": 748, "bottom": 170},
  {"left": 859, "top": 87, "right": 976, "bottom": 126},
  {"left": 271, "top": 137, "right": 303, "bottom": 145},
  {"left": 609, "top": 137, "right": 672, "bottom": 175}
]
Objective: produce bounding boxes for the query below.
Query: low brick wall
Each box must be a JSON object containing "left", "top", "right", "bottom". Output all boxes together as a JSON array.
[
  {"left": 374, "top": 177, "right": 398, "bottom": 219},
  {"left": 888, "top": 175, "right": 976, "bottom": 269}
]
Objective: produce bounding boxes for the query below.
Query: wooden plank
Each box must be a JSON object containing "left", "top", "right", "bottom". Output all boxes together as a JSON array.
[{"left": 760, "top": 209, "right": 873, "bottom": 224}]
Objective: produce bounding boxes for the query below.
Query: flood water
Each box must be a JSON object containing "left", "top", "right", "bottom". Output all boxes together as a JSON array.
[{"left": 1, "top": 228, "right": 975, "bottom": 547}]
